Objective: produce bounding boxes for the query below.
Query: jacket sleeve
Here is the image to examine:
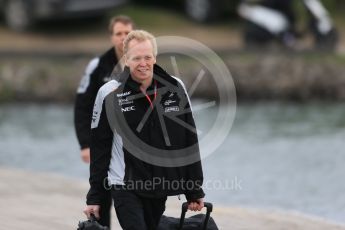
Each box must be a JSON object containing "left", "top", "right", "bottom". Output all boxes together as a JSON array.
[
  {"left": 184, "top": 110, "right": 205, "bottom": 201},
  {"left": 74, "top": 57, "right": 101, "bottom": 149},
  {"left": 179, "top": 81, "right": 205, "bottom": 201},
  {"left": 86, "top": 94, "right": 113, "bottom": 205}
]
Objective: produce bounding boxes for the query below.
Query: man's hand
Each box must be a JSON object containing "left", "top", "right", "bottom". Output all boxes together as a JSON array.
[
  {"left": 188, "top": 198, "right": 204, "bottom": 211},
  {"left": 83, "top": 205, "right": 100, "bottom": 219},
  {"left": 81, "top": 148, "right": 90, "bottom": 163}
]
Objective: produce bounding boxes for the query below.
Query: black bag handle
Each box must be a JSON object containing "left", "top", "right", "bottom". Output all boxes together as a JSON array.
[{"left": 179, "top": 202, "right": 213, "bottom": 230}]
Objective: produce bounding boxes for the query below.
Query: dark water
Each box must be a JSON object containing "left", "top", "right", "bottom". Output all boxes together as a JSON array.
[{"left": 0, "top": 102, "right": 344, "bottom": 223}]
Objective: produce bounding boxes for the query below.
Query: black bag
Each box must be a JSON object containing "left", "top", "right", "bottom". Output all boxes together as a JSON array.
[
  {"left": 158, "top": 202, "right": 219, "bottom": 230},
  {"left": 77, "top": 214, "right": 109, "bottom": 230}
]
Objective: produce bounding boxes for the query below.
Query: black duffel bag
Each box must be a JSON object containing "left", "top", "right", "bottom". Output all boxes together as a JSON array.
[
  {"left": 158, "top": 202, "right": 219, "bottom": 230},
  {"left": 77, "top": 214, "right": 109, "bottom": 230}
]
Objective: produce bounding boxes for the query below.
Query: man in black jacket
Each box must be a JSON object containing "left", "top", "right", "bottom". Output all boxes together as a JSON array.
[
  {"left": 74, "top": 15, "right": 134, "bottom": 228},
  {"left": 83, "top": 30, "right": 205, "bottom": 230}
]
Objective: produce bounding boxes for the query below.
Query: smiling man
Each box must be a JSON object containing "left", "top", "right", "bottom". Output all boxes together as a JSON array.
[{"left": 84, "top": 30, "right": 205, "bottom": 230}]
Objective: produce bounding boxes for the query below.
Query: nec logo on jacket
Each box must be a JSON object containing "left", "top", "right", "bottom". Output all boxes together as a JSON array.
[{"left": 121, "top": 106, "right": 136, "bottom": 112}]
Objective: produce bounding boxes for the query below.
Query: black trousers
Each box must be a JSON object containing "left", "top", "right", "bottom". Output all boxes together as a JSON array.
[
  {"left": 98, "top": 189, "right": 112, "bottom": 228},
  {"left": 111, "top": 187, "right": 167, "bottom": 230}
]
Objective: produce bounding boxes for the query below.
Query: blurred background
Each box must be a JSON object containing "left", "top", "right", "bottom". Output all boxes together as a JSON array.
[{"left": 0, "top": 0, "right": 345, "bottom": 225}]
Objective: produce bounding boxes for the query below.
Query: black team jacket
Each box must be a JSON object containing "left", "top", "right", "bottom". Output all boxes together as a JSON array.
[
  {"left": 74, "top": 48, "right": 118, "bottom": 150},
  {"left": 86, "top": 64, "right": 205, "bottom": 204}
]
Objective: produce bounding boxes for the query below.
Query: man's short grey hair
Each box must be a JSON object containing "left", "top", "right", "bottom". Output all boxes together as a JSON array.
[{"left": 123, "top": 30, "right": 157, "bottom": 56}]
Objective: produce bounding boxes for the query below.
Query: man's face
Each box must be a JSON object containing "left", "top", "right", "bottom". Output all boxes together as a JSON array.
[
  {"left": 111, "top": 22, "right": 133, "bottom": 54},
  {"left": 125, "top": 39, "right": 156, "bottom": 83}
]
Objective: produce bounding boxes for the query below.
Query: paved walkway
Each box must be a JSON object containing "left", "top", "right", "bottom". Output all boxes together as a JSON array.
[{"left": 0, "top": 168, "right": 344, "bottom": 230}]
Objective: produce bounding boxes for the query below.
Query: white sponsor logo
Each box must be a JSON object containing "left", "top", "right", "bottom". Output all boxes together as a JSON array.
[
  {"left": 117, "top": 91, "right": 131, "bottom": 97},
  {"left": 118, "top": 98, "right": 134, "bottom": 106},
  {"left": 92, "top": 111, "right": 98, "bottom": 122},
  {"left": 121, "top": 106, "right": 136, "bottom": 112},
  {"left": 164, "top": 99, "right": 176, "bottom": 106},
  {"left": 165, "top": 106, "right": 179, "bottom": 113}
]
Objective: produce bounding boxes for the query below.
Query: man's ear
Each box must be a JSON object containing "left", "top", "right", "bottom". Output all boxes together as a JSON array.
[{"left": 153, "top": 56, "right": 156, "bottom": 64}]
